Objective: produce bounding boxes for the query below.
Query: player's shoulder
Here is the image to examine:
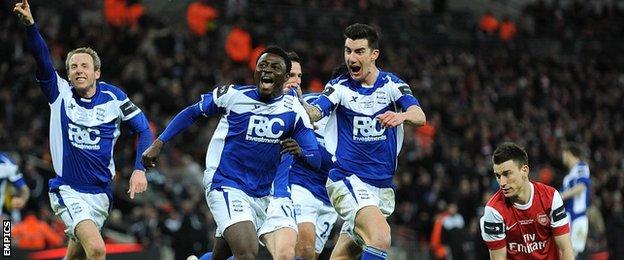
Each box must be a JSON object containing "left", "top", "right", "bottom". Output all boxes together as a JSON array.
[
  {"left": 485, "top": 190, "right": 507, "bottom": 208},
  {"left": 98, "top": 81, "right": 128, "bottom": 101},
  {"left": 533, "top": 181, "right": 557, "bottom": 194},
  {"left": 0, "top": 152, "right": 15, "bottom": 165},
  {"left": 576, "top": 162, "right": 590, "bottom": 177},
  {"left": 532, "top": 181, "right": 558, "bottom": 202},
  {"left": 326, "top": 74, "right": 351, "bottom": 88},
  {"left": 380, "top": 71, "right": 407, "bottom": 86},
  {"left": 212, "top": 84, "right": 254, "bottom": 98}
]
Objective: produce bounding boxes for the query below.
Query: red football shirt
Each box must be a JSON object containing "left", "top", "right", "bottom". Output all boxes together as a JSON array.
[{"left": 480, "top": 182, "right": 570, "bottom": 259}]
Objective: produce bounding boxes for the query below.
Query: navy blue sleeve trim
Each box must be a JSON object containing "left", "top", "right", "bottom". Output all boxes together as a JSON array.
[
  {"left": 552, "top": 205, "right": 567, "bottom": 222},
  {"left": 483, "top": 221, "right": 504, "bottom": 235}
]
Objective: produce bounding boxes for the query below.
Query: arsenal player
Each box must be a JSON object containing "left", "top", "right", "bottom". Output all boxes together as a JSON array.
[{"left": 480, "top": 142, "right": 574, "bottom": 260}]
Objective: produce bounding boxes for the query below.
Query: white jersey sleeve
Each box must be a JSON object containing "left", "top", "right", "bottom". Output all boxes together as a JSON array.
[
  {"left": 480, "top": 205, "right": 506, "bottom": 243},
  {"left": 550, "top": 190, "right": 569, "bottom": 228}
]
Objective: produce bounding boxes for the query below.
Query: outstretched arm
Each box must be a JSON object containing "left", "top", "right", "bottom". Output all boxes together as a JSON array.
[
  {"left": 15, "top": 0, "right": 61, "bottom": 103},
  {"left": 141, "top": 104, "right": 204, "bottom": 169}
]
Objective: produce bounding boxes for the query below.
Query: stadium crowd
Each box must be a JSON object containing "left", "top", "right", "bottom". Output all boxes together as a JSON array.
[{"left": 0, "top": 0, "right": 622, "bottom": 259}]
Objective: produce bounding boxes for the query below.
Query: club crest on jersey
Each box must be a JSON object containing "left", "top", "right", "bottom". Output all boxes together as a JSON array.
[
  {"left": 537, "top": 213, "right": 550, "bottom": 226},
  {"left": 352, "top": 116, "right": 386, "bottom": 142},
  {"left": 68, "top": 122, "right": 101, "bottom": 150},
  {"left": 96, "top": 108, "right": 106, "bottom": 121},
  {"left": 246, "top": 115, "right": 285, "bottom": 143}
]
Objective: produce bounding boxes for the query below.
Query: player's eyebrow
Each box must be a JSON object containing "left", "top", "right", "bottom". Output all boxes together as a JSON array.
[{"left": 494, "top": 169, "right": 511, "bottom": 176}]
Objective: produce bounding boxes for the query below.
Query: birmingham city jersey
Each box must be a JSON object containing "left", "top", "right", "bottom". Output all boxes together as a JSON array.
[
  {"left": 25, "top": 25, "right": 151, "bottom": 196},
  {"left": 289, "top": 93, "right": 334, "bottom": 205},
  {"left": 187, "top": 85, "right": 319, "bottom": 197},
  {"left": 313, "top": 71, "right": 420, "bottom": 187},
  {"left": 0, "top": 153, "right": 27, "bottom": 214},
  {"left": 562, "top": 162, "right": 591, "bottom": 221}
]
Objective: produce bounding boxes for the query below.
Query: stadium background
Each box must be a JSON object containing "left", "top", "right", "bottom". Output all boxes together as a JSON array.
[{"left": 1, "top": 0, "right": 622, "bottom": 259}]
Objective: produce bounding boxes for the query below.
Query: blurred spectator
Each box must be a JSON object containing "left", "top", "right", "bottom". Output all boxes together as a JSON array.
[
  {"left": 186, "top": 0, "right": 219, "bottom": 37},
  {"left": 225, "top": 26, "right": 252, "bottom": 62},
  {"left": 12, "top": 211, "right": 63, "bottom": 250},
  {"left": 479, "top": 11, "right": 499, "bottom": 35},
  {"left": 499, "top": 17, "right": 517, "bottom": 42}
]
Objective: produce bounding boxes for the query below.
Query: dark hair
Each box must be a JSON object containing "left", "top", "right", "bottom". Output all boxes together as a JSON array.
[
  {"left": 286, "top": 51, "right": 301, "bottom": 64},
  {"left": 492, "top": 142, "right": 528, "bottom": 167},
  {"left": 344, "top": 23, "right": 379, "bottom": 49},
  {"left": 257, "top": 46, "right": 292, "bottom": 74},
  {"left": 563, "top": 142, "right": 584, "bottom": 159}
]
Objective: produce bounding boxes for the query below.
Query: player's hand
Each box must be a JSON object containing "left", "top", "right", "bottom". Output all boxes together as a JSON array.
[
  {"left": 377, "top": 111, "right": 406, "bottom": 128},
  {"left": 13, "top": 0, "right": 34, "bottom": 26},
  {"left": 10, "top": 197, "right": 26, "bottom": 209},
  {"left": 128, "top": 170, "right": 147, "bottom": 199},
  {"left": 141, "top": 139, "right": 164, "bottom": 170},
  {"left": 280, "top": 138, "right": 303, "bottom": 157},
  {"left": 283, "top": 83, "right": 303, "bottom": 98}
]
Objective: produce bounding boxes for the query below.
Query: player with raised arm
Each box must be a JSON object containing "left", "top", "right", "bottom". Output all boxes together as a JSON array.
[
  {"left": 14, "top": 1, "right": 153, "bottom": 259},
  {"left": 0, "top": 152, "right": 30, "bottom": 217},
  {"left": 281, "top": 52, "right": 340, "bottom": 260},
  {"left": 141, "top": 46, "right": 320, "bottom": 260},
  {"left": 561, "top": 143, "right": 591, "bottom": 257},
  {"left": 480, "top": 142, "right": 574, "bottom": 260},
  {"left": 299, "top": 23, "right": 426, "bottom": 260}
]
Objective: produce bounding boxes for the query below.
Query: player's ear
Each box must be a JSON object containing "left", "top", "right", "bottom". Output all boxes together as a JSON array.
[
  {"left": 95, "top": 70, "right": 101, "bottom": 80},
  {"left": 371, "top": 48, "right": 380, "bottom": 61},
  {"left": 521, "top": 164, "right": 529, "bottom": 176}
]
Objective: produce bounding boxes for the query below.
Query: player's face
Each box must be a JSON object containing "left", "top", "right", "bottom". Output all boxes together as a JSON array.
[
  {"left": 68, "top": 53, "right": 100, "bottom": 92},
  {"left": 286, "top": 61, "right": 302, "bottom": 86},
  {"left": 493, "top": 160, "right": 529, "bottom": 199},
  {"left": 344, "top": 38, "right": 379, "bottom": 83},
  {"left": 254, "top": 53, "right": 288, "bottom": 99},
  {"left": 284, "top": 61, "right": 303, "bottom": 95},
  {"left": 562, "top": 150, "right": 572, "bottom": 166}
]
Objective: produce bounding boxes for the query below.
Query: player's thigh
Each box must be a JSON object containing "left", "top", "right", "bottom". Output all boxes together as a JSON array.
[
  {"left": 222, "top": 221, "right": 258, "bottom": 254},
  {"left": 326, "top": 175, "right": 394, "bottom": 246},
  {"left": 258, "top": 197, "right": 297, "bottom": 254},
  {"left": 49, "top": 185, "right": 110, "bottom": 240},
  {"left": 353, "top": 205, "right": 391, "bottom": 245},
  {"left": 262, "top": 227, "right": 298, "bottom": 256},
  {"left": 296, "top": 222, "right": 317, "bottom": 253},
  {"left": 329, "top": 233, "right": 362, "bottom": 260},
  {"left": 206, "top": 187, "right": 260, "bottom": 238},
  {"left": 74, "top": 219, "right": 106, "bottom": 255}
]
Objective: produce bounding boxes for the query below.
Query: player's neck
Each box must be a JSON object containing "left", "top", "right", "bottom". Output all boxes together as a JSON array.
[
  {"left": 515, "top": 181, "right": 532, "bottom": 205},
  {"left": 362, "top": 67, "right": 380, "bottom": 86},
  {"left": 567, "top": 158, "right": 580, "bottom": 169},
  {"left": 76, "top": 84, "right": 97, "bottom": 99}
]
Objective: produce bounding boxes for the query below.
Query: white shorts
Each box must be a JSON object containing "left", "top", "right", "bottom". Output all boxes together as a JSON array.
[
  {"left": 49, "top": 185, "right": 110, "bottom": 241},
  {"left": 292, "top": 184, "right": 338, "bottom": 253},
  {"left": 326, "top": 175, "right": 395, "bottom": 246},
  {"left": 206, "top": 186, "right": 270, "bottom": 238},
  {"left": 258, "top": 196, "right": 298, "bottom": 240},
  {"left": 570, "top": 215, "right": 588, "bottom": 253}
]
